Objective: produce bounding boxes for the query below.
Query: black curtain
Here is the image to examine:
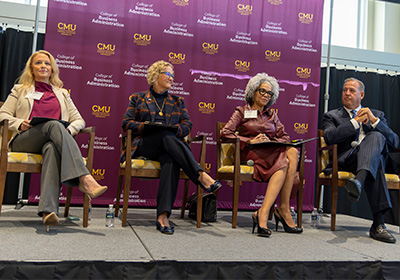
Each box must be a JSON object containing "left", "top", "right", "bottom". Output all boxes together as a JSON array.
[
  {"left": 319, "top": 67, "right": 400, "bottom": 225},
  {"left": 0, "top": 28, "right": 45, "bottom": 205}
]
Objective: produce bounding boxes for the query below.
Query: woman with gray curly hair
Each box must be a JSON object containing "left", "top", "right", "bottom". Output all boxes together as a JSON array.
[
  {"left": 121, "top": 60, "right": 221, "bottom": 234},
  {"left": 221, "top": 73, "right": 302, "bottom": 237}
]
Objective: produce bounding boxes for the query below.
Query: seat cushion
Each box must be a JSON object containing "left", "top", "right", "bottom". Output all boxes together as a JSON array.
[
  {"left": 218, "top": 165, "right": 254, "bottom": 174},
  {"left": 8, "top": 152, "right": 42, "bottom": 164},
  {"left": 120, "top": 159, "right": 161, "bottom": 169}
]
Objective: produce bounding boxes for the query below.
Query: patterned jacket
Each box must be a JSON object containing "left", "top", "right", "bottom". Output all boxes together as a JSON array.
[{"left": 120, "top": 89, "right": 192, "bottom": 162}]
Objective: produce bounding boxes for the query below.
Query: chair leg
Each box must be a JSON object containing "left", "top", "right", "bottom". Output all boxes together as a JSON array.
[
  {"left": 180, "top": 179, "right": 190, "bottom": 219},
  {"left": 63, "top": 186, "right": 73, "bottom": 218},
  {"left": 397, "top": 189, "right": 400, "bottom": 233},
  {"left": 268, "top": 204, "right": 274, "bottom": 220},
  {"left": 196, "top": 186, "right": 203, "bottom": 228},
  {"left": 82, "top": 193, "right": 89, "bottom": 227},
  {"left": 232, "top": 180, "right": 240, "bottom": 228},
  {"left": 115, "top": 174, "right": 123, "bottom": 217},
  {"left": 331, "top": 185, "right": 338, "bottom": 231},
  {"left": 297, "top": 184, "right": 304, "bottom": 228},
  {"left": 0, "top": 171, "right": 7, "bottom": 216},
  {"left": 122, "top": 175, "right": 131, "bottom": 227}
]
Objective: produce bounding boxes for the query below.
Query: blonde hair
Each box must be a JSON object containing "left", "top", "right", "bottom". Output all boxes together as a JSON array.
[
  {"left": 147, "top": 60, "right": 173, "bottom": 86},
  {"left": 17, "top": 50, "right": 63, "bottom": 89}
]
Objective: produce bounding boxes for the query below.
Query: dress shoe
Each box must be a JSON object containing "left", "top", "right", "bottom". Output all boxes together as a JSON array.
[
  {"left": 344, "top": 178, "right": 362, "bottom": 202},
  {"left": 251, "top": 210, "right": 271, "bottom": 237},
  {"left": 274, "top": 208, "right": 303, "bottom": 234},
  {"left": 369, "top": 224, "right": 396, "bottom": 243},
  {"left": 200, "top": 180, "right": 222, "bottom": 193},
  {"left": 43, "top": 212, "right": 59, "bottom": 232},
  {"left": 79, "top": 185, "right": 108, "bottom": 200},
  {"left": 156, "top": 221, "right": 174, "bottom": 235}
]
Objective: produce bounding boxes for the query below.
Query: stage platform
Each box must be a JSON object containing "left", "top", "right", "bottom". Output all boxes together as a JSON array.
[{"left": 0, "top": 205, "right": 399, "bottom": 279}]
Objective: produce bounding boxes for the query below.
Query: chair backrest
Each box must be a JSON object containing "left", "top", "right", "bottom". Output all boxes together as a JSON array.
[
  {"left": 318, "top": 129, "right": 330, "bottom": 170},
  {"left": 216, "top": 122, "right": 236, "bottom": 167}
]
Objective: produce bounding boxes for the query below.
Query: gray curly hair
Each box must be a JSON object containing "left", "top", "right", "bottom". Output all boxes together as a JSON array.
[
  {"left": 147, "top": 60, "right": 173, "bottom": 86},
  {"left": 244, "top": 73, "right": 280, "bottom": 107}
]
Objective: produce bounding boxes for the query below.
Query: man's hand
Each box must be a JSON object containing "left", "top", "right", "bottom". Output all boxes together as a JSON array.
[
  {"left": 355, "top": 107, "right": 378, "bottom": 125},
  {"left": 248, "top": 133, "right": 270, "bottom": 144},
  {"left": 19, "top": 120, "right": 32, "bottom": 131}
]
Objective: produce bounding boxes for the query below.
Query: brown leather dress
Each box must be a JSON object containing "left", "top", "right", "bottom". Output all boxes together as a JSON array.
[{"left": 221, "top": 104, "right": 290, "bottom": 182}]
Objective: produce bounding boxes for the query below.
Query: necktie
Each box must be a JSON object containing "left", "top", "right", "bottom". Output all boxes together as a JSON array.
[{"left": 351, "top": 109, "right": 360, "bottom": 142}]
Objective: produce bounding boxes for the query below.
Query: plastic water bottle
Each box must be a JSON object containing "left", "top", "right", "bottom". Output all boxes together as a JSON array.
[
  {"left": 88, "top": 201, "right": 92, "bottom": 221},
  {"left": 311, "top": 207, "right": 319, "bottom": 228},
  {"left": 105, "top": 204, "right": 114, "bottom": 227},
  {"left": 290, "top": 206, "right": 296, "bottom": 224}
]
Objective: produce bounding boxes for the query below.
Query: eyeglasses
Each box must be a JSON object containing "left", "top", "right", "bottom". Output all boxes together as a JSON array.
[
  {"left": 161, "top": 71, "right": 175, "bottom": 79},
  {"left": 257, "top": 88, "right": 274, "bottom": 97}
]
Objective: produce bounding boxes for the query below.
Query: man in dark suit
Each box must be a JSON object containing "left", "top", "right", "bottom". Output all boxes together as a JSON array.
[{"left": 322, "top": 77, "right": 399, "bottom": 243}]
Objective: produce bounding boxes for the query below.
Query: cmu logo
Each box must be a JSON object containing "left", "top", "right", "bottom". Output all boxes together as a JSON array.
[
  {"left": 133, "top": 33, "right": 151, "bottom": 46},
  {"left": 92, "top": 105, "right": 111, "bottom": 118},
  {"left": 265, "top": 50, "right": 281, "bottom": 62},
  {"left": 97, "top": 43, "right": 116, "bottom": 56},
  {"left": 296, "top": 67, "right": 311, "bottom": 79},
  {"left": 202, "top": 42, "right": 219, "bottom": 55},
  {"left": 294, "top": 123, "right": 309, "bottom": 134},
  {"left": 204, "top": 163, "right": 211, "bottom": 173},
  {"left": 298, "top": 13, "right": 314, "bottom": 24},
  {"left": 173, "top": 0, "right": 189, "bottom": 7},
  {"left": 198, "top": 102, "right": 215, "bottom": 114},
  {"left": 92, "top": 169, "right": 105, "bottom": 181},
  {"left": 235, "top": 60, "right": 250, "bottom": 72},
  {"left": 237, "top": 4, "right": 252, "bottom": 16},
  {"left": 169, "top": 52, "right": 186, "bottom": 65},
  {"left": 57, "top": 22, "right": 76, "bottom": 36}
]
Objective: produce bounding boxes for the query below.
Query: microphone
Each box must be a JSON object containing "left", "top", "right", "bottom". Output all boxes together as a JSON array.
[
  {"left": 240, "top": 159, "right": 254, "bottom": 166},
  {"left": 351, "top": 141, "right": 359, "bottom": 148}
]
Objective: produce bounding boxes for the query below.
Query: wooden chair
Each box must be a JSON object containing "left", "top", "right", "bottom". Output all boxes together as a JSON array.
[
  {"left": 0, "top": 114, "right": 95, "bottom": 227},
  {"left": 215, "top": 122, "right": 305, "bottom": 228},
  {"left": 115, "top": 129, "right": 206, "bottom": 228},
  {"left": 315, "top": 129, "right": 400, "bottom": 231}
]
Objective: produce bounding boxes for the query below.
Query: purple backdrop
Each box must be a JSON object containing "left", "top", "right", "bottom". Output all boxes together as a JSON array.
[{"left": 33, "top": 0, "right": 323, "bottom": 212}]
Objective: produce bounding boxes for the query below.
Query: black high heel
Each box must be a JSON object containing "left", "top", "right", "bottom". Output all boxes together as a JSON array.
[
  {"left": 252, "top": 210, "right": 272, "bottom": 237},
  {"left": 274, "top": 208, "right": 303, "bottom": 234}
]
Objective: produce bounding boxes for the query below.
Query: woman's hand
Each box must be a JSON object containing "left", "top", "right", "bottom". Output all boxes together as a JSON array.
[
  {"left": 248, "top": 133, "right": 270, "bottom": 144},
  {"left": 19, "top": 120, "right": 32, "bottom": 131}
]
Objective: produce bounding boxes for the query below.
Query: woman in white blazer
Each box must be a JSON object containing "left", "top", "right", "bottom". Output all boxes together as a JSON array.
[{"left": 0, "top": 50, "right": 107, "bottom": 230}]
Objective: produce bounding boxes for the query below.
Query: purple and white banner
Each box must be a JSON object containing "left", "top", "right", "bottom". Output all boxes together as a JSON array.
[{"left": 34, "top": 0, "right": 323, "bottom": 212}]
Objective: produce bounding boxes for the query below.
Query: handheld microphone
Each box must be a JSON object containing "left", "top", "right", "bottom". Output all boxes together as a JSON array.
[
  {"left": 240, "top": 159, "right": 254, "bottom": 166},
  {"left": 351, "top": 141, "right": 359, "bottom": 148}
]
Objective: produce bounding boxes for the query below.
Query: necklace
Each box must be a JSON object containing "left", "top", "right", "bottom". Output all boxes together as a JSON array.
[{"left": 154, "top": 98, "right": 166, "bottom": 116}]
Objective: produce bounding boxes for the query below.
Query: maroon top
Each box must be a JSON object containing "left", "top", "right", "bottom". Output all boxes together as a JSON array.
[{"left": 30, "top": 81, "right": 61, "bottom": 120}]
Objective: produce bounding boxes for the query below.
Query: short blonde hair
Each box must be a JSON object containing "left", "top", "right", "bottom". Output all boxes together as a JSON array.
[
  {"left": 18, "top": 50, "right": 63, "bottom": 88},
  {"left": 147, "top": 60, "right": 173, "bottom": 86}
]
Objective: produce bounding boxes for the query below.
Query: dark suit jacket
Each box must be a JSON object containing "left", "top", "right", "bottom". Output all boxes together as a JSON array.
[
  {"left": 322, "top": 107, "right": 399, "bottom": 164},
  {"left": 120, "top": 89, "right": 192, "bottom": 162}
]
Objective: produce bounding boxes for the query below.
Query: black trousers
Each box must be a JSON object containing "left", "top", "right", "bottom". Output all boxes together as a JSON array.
[
  {"left": 135, "top": 130, "right": 203, "bottom": 218},
  {"left": 339, "top": 131, "right": 392, "bottom": 215}
]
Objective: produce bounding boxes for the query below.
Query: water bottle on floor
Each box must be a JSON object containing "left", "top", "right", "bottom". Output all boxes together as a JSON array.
[
  {"left": 105, "top": 204, "right": 114, "bottom": 227},
  {"left": 88, "top": 201, "right": 92, "bottom": 221},
  {"left": 290, "top": 206, "right": 296, "bottom": 224},
  {"left": 311, "top": 207, "right": 319, "bottom": 228}
]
